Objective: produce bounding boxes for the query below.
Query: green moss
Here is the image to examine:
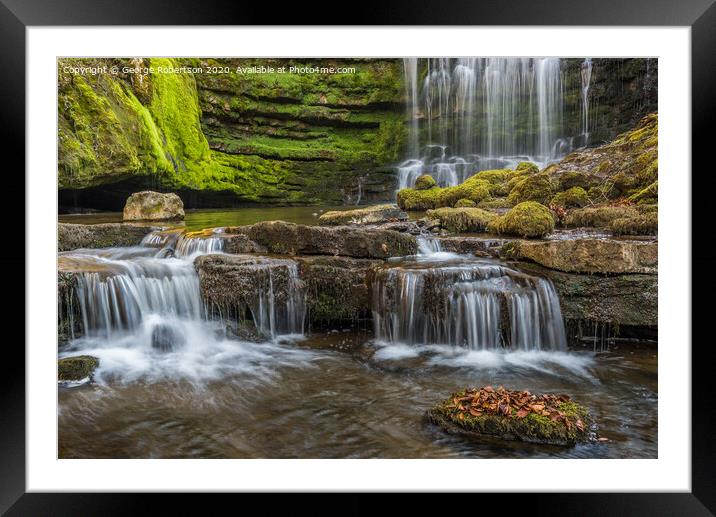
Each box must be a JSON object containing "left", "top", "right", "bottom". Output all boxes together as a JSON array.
[
  {"left": 515, "top": 161, "right": 539, "bottom": 174},
  {"left": 58, "top": 355, "right": 99, "bottom": 381},
  {"left": 397, "top": 175, "right": 492, "bottom": 211},
  {"left": 628, "top": 180, "right": 658, "bottom": 204},
  {"left": 564, "top": 205, "right": 639, "bottom": 228},
  {"left": 426, "top": 207, "right": 496, "bottom": 233},
  {"left": 507, "top": 173, "right": 557, "bottom": 205},
  {"left": 477, "top": 197, "right": 512, "bottom": 209},
  {"left": 550, "top": 187, "right": 589, "bottom": 208},
  {"left": 559, "top": 171, "right": 596, "bottom": 190},
  {"left": 609, "top": 212, "right": 658, "bottom": 236},
  {"left": 414, "top": 174, "right": 437, "bottom": 191},
  {"left": 487, "top": 201, "right": 555, "bottom": 238},
  {"left": 454, "top": 198, "right": 476, "bottom": 208}
]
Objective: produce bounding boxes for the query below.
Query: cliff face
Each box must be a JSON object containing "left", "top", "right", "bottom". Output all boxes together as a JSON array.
[
  {"left": 58, "top": 57, "right": 657, "bottom": 210},
  {"left": 58, "top": 58, "right": 404, "bottom": 209}
]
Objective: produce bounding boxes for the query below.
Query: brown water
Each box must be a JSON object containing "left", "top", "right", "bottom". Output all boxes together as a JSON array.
[{"left": 58, "top": 333, "right": 657, "bottom": 459}]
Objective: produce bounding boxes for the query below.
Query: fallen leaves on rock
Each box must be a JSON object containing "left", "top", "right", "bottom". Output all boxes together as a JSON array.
[{"left": 443, "top": 386, "right": 585, "bottom": 432}]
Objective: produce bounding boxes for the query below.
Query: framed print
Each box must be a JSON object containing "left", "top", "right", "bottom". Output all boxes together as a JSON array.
[{"left": 3, "top": 0, "right": 715, "bottom": 513}]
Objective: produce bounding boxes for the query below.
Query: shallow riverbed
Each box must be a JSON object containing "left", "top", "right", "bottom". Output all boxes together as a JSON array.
[{"left": 59, "top": 334, "right": 657, "bottom": 459}]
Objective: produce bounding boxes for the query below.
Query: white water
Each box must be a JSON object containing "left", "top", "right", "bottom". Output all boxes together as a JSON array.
[
  {"left": 581, "top": 58, "right": 593, "bottom": 145},
  {"left": 398, "top": 57, "right": 571, "bottom": 189}
]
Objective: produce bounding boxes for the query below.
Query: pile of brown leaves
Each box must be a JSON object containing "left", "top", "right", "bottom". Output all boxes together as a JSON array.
[{"left": 443, "top": 386, "right": 586, "bottom": 433}]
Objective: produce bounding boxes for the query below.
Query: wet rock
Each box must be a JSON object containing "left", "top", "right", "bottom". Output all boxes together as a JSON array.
[
  {"left": 151, "top": 324, "right": 185, "bottom": 352},
  {"left": 222, "top": 234, "right": 267, "bottom": 254},
  {"left": 437, "top": 236, "right": 511, "bottom": 256},
  {"left": 58, "top": 355, "right": 99, "bottom": 381},
  {"left": 318, "top": 204, "right": 408, "bottom": 226},
  {"left": 296, "top": 256, "right": 380, "bottom": 324},
  {"left": 515, "top": 261, "right": 657, "bottom": 328},
  {"left": 505, "top": 238, "right": 657, "bottom": 274},
  {"left": 226, "top": 221, "right": 416, "bottom": 259},
  {"left": 123, "top": 191, "right": 185, "bottom": 221},
  {"left": 225, "top": 322, "right": 264, "bottom": 343},
  {"left": 426, "top": 207, "right": 496, "bottom": 233},
  {"left": 58, "top": 222, "right": 158, "bottom": 251}
]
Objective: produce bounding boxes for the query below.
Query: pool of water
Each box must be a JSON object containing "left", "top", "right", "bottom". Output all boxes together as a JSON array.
[
  {"left": 60, "top": 206, "right": 423, "bottom": 231},
  {"left": 58, "top": 334, "right": 657, "bottom": 459}
]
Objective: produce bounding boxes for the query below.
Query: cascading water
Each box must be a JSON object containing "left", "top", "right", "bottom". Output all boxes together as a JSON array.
[
  {"left": 59, "top": 230, "right": 307, "bottom": 375},
  {"left": 397, "top": 57, "right": 570, "bottom": 189},
  {"left": 373, "top": 243, "right": 567, "bottom": 351},
  {"left": 580, "top": 58, "right": 593, "bottom": 145}
]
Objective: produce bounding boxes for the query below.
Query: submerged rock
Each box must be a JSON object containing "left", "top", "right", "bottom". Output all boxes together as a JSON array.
[
  {"left": 427, "top": 386, "right": 594, "bottom": 446},
  {"left": 505, "top": 238, "right": 657, "bottom": 274},
  {"left": 58, "top": 222, "right": 158, "bottom": 251},
  {"left": 58, "top": 355, "right": 99, "bottom": 381},
  {"left": 227, "top": 221, "right": 417, "bottom": 259},
  {"left": 123, "top": 191, "right": 185, "bottom": 221},
  {"left": 318, "top": 204, "right": 408, "bottom": 226}
]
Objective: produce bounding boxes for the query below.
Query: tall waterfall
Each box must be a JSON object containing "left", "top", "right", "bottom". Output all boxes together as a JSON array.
[
  {"left": 580, "top": 58, "right": 593, "bottom": 145},
  {"left": 372, "top": 261, "right": 567, "bottom": 351},
  {"left": 398, "top": 57, "right": 568, "bottom": 189}
]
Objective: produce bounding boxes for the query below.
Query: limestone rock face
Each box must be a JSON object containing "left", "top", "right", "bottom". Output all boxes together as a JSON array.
[
  {"left": 227, "top": 221, "right": 417, "bottom": 259},
  {"left": 58, "top": 222, "right": 157, "bottom": 251},
  {"left": 506, "top": 238, "right": 657, "bottom": 275},
  {"left": 123, "top": 191, "right": 185, "bottom": 221},
  {"left": 318, "top": 204, "right": 408, "bottom": 226}
]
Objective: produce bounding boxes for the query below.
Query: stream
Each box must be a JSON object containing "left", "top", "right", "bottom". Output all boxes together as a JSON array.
[{"left": 58, "top": 224, "right": 657, "bottom": 459}]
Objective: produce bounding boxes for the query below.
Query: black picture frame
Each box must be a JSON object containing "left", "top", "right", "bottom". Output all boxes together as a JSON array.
[{"left": 3, "top": 0, "right": 714, "bottom": 513}]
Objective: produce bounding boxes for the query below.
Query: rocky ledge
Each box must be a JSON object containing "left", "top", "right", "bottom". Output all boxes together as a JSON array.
[
  {"left": 58, "top": 222, "right": 159, "bottom": 251},
  {"left": 318, "top": 204, "right": 408, "bottom": 226}
]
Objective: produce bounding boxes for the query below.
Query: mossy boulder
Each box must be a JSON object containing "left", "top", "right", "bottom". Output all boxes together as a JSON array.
[
  {"left": 609, "top": 212, "right": 658, "bottom": 236},
  {"left": 426, "top": 207, "right": 497, "bottom": 233},
  {"left": 454, "top": 198, "right": 476, "bottom": 208},
  {"left": 507, "top": 173, "right": 557, "bottom": 205},
  {"left": 564, "top": 205, "right": 640, "bottom": 229},
  {"left": 318, "top": 204, "right": 408, "bottom": 226},
  {"left": 397, "top": 175, "right": 493, "bottom": 211},
  {"left": 515, "top": 162, "right": 539, "bottom": 174},
  {"left": 123, "top": 191, "right": 185, "bottom": 221},
  {"left": 628, "top": 180, "right": 658, "bottom": 205},
  {"left": 414, "top": 174, "right": 437, "bottom": 191},
  {"left": 550, "top": 187, "right": 590, "bottom": 208},
  {"left": 58, "top": 355, "right": 99, "bottom": 381},
  {"left": 427, "top": 386, "right": 593, "bottom": 445},
  {"left": 487, "top": 202, "right": 555, "bottom": 238}
]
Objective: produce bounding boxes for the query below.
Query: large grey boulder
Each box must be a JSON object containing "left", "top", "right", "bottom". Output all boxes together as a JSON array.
[
  {"left": 123, "top": 191, "right": 185, "bottom": 221},
  {"left": 58, "top": 222, "right": 157, "bottom": 251}
]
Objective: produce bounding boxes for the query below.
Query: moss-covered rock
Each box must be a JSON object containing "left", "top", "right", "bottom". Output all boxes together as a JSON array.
[
  {"left": 550, "top": 186, "right": 589, "bottom": 208},
  {"left": 507, "top": 173, "right": 558, "bottom": 205},
  {"left": 426, "top": 207, "right": 496, "bottom": 233},
  {"left": 318, "top": 204, "right": 407, "bottom": 226},
  {"left": 454, "top": 198, "right": 476, "bottom": 208},
  {"left": 515, "top": 162, "right": 539, "bottom": 174},
  {"left": 397, "top": 175, "right": 493, "bottom": 211},
  {"left": 427, "top": 386, "right": 593, "bottom": 445},
  {"left": 58, "top": 355, "right": 99, "bottom": 381},
  {"left": 609, "top": 212, "right": 658, "bottom": 236},
  {"left": 628, "top": 180, "right": 658, "bottom": 205},
  {"left": 487, "top": 202, "right": 555, "bottom": 238},
  {"left": 414, "top": 174, "right": 437, "bottom": 190}
]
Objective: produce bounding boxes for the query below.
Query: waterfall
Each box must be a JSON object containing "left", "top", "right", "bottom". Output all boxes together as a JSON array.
[
  {"left": 580, "top": 58, "right": 593, "bottom": 145},
  {"left": 398, "top": 57, "right": 568, "bottom": 189},
  {"left": 372, "top": 262, "right": 567, "bottom": 351}
]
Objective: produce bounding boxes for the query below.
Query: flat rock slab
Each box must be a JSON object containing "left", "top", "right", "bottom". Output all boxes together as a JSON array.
[
  {"left": 226, "top": 221, "right": 417, "bottom": 259},
  {"left": 58, "top": 222, "right": 159, "bottom": 251},
  {"left": 506, "top": 238, "right": 657, "bottom": 275}
]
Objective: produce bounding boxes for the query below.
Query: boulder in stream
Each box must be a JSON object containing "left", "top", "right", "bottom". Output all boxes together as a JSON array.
[
  {"left": 151, "top": 324, "right": 185, "bottom": 352},
  {"left": 58, "top": 222, "right": 158, "bottom": 251},
  {"left": 427, "top": 386, "right": 594, "bottom": 446},
  {"left": 123, "top": 191, "right": 185, "bottom": 221},
  {"left": 58, "top": 355, "right": 99, "bottom": 382}
]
